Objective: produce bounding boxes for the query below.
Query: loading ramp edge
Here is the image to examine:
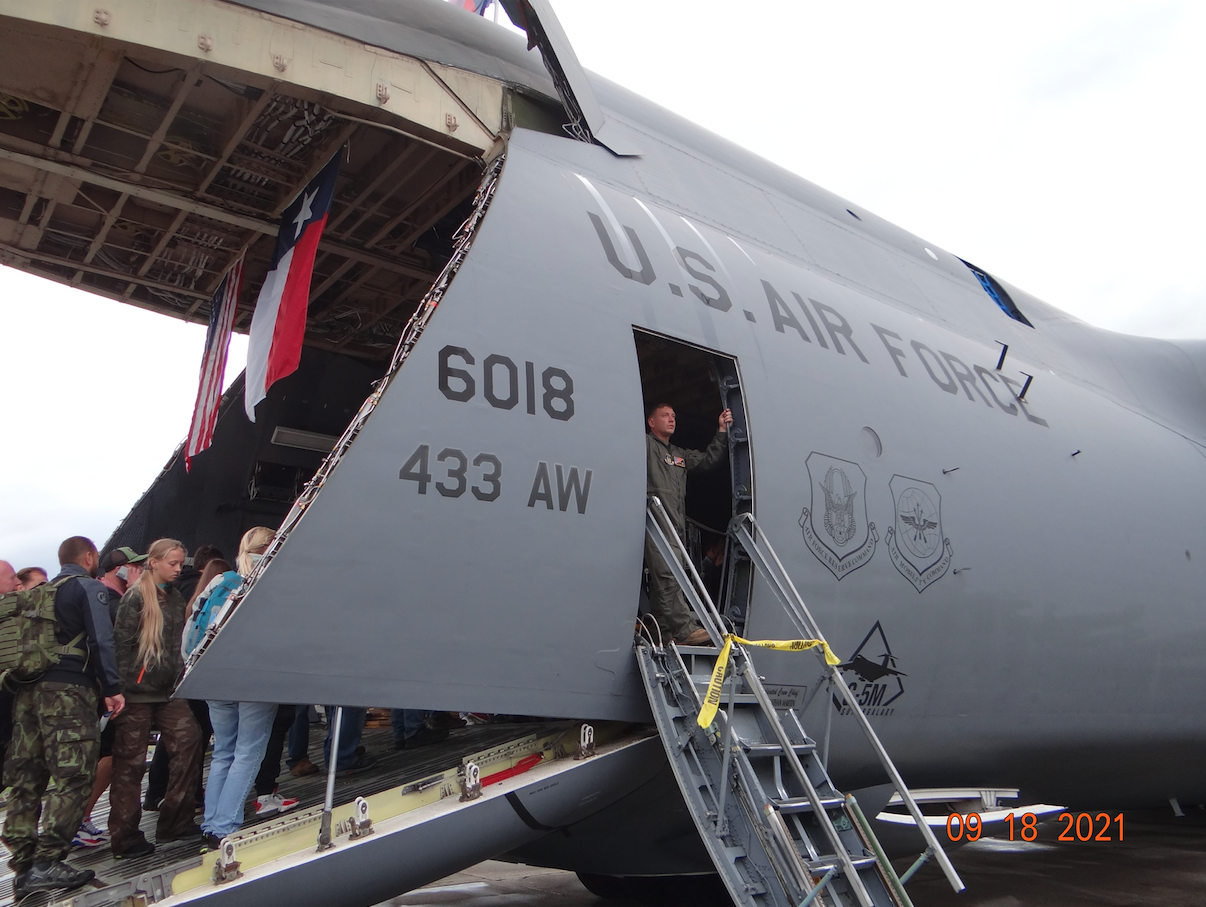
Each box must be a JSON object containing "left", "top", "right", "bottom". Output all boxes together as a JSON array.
[{"left": 67, "top": 724, "right": 661, "bottom": 907}]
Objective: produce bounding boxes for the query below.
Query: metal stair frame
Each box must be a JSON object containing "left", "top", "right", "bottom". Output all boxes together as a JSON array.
[
  {"left": 647, "top": 498, "right": 878, "bottom": 907},
  {"left": 726, "top": 510, "right": 965, "bottom": 895},
  {"left": 643, "top": 497, "right": 965, "bottom": 901}
]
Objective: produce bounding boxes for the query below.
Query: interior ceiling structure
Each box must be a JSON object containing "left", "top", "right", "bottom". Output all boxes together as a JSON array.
[
  {"left": 0, "top": 6, "right": 502, "bottom": 361},
  {"left": 635, "top": 332, "right": 724, "bottom": 425}
]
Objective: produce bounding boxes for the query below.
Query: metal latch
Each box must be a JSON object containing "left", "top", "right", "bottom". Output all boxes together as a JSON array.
[
  {"left": 460, "top": 761, "right": 482, "bottom": 801},
  {"left": 575, "top": 723, "right": 596, "bottom": 760},
  {"left": 212, "top": 838, "right": 241, "bottom": 884},
  {"left": 348, "top": 796, "right": 374, "bottom": 839}
]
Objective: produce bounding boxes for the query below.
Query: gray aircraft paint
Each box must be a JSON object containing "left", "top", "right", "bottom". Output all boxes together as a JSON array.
[{"left": 184, "top": 123, "right": 1206, "bottom": 804}]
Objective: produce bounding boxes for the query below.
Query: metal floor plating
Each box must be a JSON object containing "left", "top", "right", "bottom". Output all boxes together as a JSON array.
[{"left": 0, "top": 720, "right": 566, "bottom": 905}]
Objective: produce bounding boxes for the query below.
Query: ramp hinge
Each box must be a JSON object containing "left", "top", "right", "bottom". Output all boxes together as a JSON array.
[
  {"left": 575, "top": 723, "right": 596, "bottom": 759},
  {"left": 460, "top": 761, "right": 482, "bottom": 801},
  {"left": 212, "top": 838, "right": 242, "bottom": 885},
  {"left": 348, "top": 796, "right": 374, "bottom": 839}
]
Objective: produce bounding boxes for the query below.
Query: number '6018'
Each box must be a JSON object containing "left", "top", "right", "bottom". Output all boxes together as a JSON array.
[{"left": 439, "top": 345, "right": 574, "bottom": 421}]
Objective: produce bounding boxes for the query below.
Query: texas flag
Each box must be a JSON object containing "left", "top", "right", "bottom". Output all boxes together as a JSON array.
[{"left": 245, "top": 153, "right": 341, "bottom": 420}]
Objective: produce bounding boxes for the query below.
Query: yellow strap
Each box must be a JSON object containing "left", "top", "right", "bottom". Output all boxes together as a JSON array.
[{"left": 697, "top": 634, "right": 839, "bottom": 728}]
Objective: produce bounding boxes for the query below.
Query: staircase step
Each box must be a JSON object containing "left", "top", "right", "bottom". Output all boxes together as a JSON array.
[
  {"left": 808, "top": 855, "right": 879, "bottom": 873},
  {"left": 772, "top": 795, "right": 844, "bottom": 814},
  {"left": 742, "top": 740, "right": 816, "bottom": 757}
]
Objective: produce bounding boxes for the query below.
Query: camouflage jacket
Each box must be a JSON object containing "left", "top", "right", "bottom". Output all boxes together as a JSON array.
[{"left": 114, "top": 583, "right": 188, "bottom": 702}]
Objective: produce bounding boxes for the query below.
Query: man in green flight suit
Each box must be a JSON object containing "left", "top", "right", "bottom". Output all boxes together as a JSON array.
[{"left": 645, "top": 403, "right": 732, "bottom": 645}]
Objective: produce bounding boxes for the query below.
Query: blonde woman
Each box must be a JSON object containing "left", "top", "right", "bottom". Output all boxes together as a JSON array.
[
  {"left": 200, "top": 526, "right": 282, "bottom": 851},
  {"left": 108, "top": 539, "right": 202, "bottom": 857}
]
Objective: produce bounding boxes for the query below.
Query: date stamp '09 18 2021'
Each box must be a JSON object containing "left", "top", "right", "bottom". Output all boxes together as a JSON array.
[{"left": 946, "top": 812, "right": 1124, "bottom": 842}]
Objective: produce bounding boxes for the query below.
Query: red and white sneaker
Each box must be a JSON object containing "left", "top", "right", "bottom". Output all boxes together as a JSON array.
[{"left": 254, "top": 792, "right": 299, "bottom": 818}]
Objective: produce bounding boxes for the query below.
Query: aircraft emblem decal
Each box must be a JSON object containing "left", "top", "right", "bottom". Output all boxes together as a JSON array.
[
  {"left": 886, "top": 475, "right": 953, "bottom": 592},
  {"left": 834, "top": 621, "right": 905, "bottom": 716},
  {"left": 799, "top": 452, "right": 877, "bottom": 580}
]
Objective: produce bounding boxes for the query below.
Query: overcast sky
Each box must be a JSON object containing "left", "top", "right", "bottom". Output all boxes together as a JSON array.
[{"left": 2, "top": 0, "right": 1203, "bottom": 571}]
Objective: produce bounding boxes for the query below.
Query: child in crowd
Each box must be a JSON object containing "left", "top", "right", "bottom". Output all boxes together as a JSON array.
[{"left": 108, "top": 539, "right": 203, "bottom": 857}]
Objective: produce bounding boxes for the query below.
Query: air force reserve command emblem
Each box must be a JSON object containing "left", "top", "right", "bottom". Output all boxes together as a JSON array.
[
  {"left": 886, "top": 475, "right": 953, "bottom": 592},
  {"left": 799, "top": 452, "right": 877, "bottom": 580}
]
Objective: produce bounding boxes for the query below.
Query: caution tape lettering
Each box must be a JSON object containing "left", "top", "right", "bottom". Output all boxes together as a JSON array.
[{"left": 697, "top": 635, "right": 839, "bottom": 728}]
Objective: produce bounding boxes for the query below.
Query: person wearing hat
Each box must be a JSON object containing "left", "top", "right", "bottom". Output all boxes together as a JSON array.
[
  {"left": 98, "top": 548, "right": 147, "bottom": 616},
  {"left": 73, "top": 547, "right": 147, "bottom": 850}
]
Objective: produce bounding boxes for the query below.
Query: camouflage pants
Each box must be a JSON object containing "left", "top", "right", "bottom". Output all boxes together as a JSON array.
[
  {"left": 644, "top": 532, "right": 700, "bottom": 641},
  {"left": 108, "top": 700, "right": 202, "bottom": 854},
  {"left": 2, "top": 681, "right": 99, "bottom": 870}
]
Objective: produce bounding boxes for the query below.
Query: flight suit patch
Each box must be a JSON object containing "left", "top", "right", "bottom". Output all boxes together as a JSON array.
[{"left": 665, "top": 456, "right": 686, "bottom": 468}]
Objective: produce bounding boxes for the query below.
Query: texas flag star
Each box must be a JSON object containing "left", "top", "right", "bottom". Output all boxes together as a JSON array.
[{"left": 245, "top": 153, "right": 341, "bottom": 420}]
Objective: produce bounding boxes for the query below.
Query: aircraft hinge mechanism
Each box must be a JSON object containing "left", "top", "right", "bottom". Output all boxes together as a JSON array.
[
  {"left": 574, "top": 723, "right": 596, "bottom": 759},
  {"left": 460, "top": 761, "right": 482, "bottom": 801},
  {"left": 212, "top": 838, "right": 241, "bottom": 885},
  {"left": 348, "top": 796, "right": 374, "bottom": 839}
]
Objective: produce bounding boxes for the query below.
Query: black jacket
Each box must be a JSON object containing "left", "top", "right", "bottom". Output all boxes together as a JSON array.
[
  {"left": 41, "top": 564, "right": 123, "bottom": 696},
  {"left": 174, "top": 565, "right": 202, "bottom": 603}
]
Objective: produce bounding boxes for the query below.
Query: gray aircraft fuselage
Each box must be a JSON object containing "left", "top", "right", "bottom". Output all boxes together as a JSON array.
[
  {"left": 2, "top": 2, "right": 1201, "bottom": 880},
  {"left": 175, "top": 3, "right": 1206, "bottom": 815}
]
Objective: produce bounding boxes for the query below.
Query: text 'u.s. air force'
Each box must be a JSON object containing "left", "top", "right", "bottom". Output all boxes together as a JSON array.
[{"left": 587, "top": 195, "right": 1049, "bottom": 428}]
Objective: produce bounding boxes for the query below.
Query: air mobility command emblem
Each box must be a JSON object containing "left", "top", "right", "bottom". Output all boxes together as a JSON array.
[
  {"left": 799, "top": 452, "right": 877, "bottom": 580},
  {"left": 887, "top": 475, "right": 952, "bottom": 592}
]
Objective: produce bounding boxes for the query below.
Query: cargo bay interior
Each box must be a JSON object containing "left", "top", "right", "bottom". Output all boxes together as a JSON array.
[
  {"left": 634, "top": 330, "right": 753, "bottom": 625},
  {"left": 0, "top": 9, "right": 565, "bottom": 555}
]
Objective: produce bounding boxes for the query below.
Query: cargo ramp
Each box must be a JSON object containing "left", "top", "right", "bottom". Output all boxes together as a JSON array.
[{"left": 2, "top": 722, "right": 663, "bottom": 907}]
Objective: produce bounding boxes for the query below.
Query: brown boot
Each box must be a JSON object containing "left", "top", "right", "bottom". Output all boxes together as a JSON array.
[
  {"left": 676, "top": 627, "right": 713, "bottom": 646},
  {"left": 289, "top": 756, "right": 320, "bottom": 777}
]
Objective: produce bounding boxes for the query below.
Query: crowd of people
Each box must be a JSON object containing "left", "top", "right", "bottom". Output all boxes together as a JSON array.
[
  {"left": 0, "top": 532, "right": 458, "bottom": 898},
  {"left": 0, "top": 400, "right": 730, "bottom": 897}
]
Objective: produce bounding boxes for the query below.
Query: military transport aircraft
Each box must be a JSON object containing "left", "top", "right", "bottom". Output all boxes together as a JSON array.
[{"left": 0, "top": 1, "right": 1202, "bottom": 905}]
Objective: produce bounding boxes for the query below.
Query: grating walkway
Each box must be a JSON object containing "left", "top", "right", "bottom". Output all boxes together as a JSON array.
[{"left": 0, "top": 718, "right": 567, "bottom": 904}]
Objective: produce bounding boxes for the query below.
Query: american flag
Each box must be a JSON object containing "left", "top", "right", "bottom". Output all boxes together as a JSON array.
[{"left": 185, "top": 255, "right": 244, "bottom": 471}]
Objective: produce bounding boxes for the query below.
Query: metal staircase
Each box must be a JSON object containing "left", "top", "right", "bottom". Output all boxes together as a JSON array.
[{"left": 638, "top": 498, "right": 964, "bottom": 907}]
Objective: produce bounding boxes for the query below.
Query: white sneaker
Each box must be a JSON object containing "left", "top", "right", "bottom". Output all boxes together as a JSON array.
[
  {"left": 72, "top": 824, "right": 104, "bottom": 849},
  {"left": 254, "top": 792, "right": 299, "bottom": 818}
]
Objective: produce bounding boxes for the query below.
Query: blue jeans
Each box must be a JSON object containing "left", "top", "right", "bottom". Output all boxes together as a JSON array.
[
  {"left": 322, "top": 706, "right": 366, "bottom": 771},
  {"left": 390, "top": 709, "right": 428, "bottom": 746},
  {"left": 203, "top": 701, "right": 277, "bottom": 838},
  {"left": 287, "top": 705, "right": 311, "bottom": 766}
]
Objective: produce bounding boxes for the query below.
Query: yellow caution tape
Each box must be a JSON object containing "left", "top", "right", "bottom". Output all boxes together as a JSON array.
[{"left": 697, "top": 635, "right": 840, "bottom": 728}]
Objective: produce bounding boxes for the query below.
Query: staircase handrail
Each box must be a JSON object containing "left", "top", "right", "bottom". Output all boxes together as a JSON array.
[{"left": 727, "top": 511, "right": 965, "bottom": 894}]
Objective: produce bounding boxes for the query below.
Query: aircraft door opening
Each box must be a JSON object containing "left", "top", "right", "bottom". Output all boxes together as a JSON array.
[{"left": 633, "top": 330, "right": 754, "bottom": 634}]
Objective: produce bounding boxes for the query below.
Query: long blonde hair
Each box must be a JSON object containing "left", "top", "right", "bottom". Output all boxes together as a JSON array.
[
  {"left": 135, "top": 538, "right": 186, "bottom": 668},
  {"left": 236, "top": 526, "right": 275, "bottom": 576}
]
